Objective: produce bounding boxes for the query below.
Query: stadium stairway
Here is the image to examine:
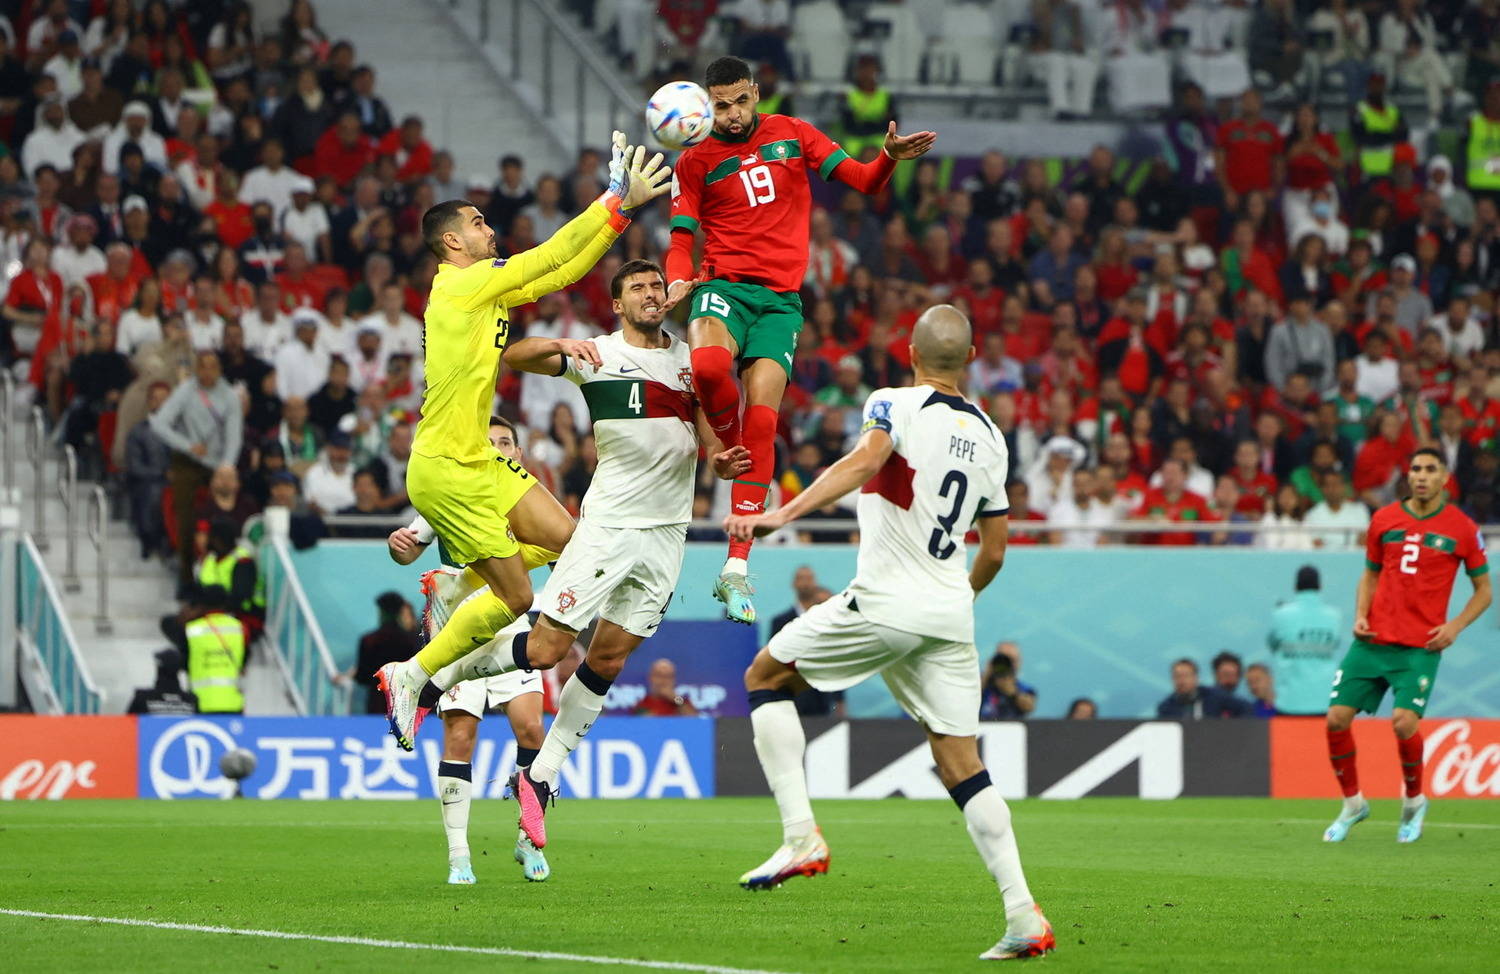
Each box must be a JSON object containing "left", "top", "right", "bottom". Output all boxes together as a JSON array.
[
  {"left": 313, "top": 0, "right": 569, "bottom": 183},
  {"left": 7, "top": 404, "right": 293, "bottom": 715}
]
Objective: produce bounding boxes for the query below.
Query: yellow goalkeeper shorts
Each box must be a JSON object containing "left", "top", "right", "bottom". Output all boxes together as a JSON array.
[{"left": 407, "top": 452, "right": 537, "bottom": 567}]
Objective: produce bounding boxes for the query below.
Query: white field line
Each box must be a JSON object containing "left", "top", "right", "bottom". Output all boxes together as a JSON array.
[{"left": 0, "top": 909, "right": 795, "bottom": 974}]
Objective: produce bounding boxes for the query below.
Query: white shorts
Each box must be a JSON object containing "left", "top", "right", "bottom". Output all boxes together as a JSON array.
[
  {"left": 433, "top": 616, "right": 540, "bottom": 719},
  {"left": 435, "top": 668, "right": 542, "bottom": 719},
  {"left": 768, "top": 592, "right": 980, "bottom": 737},
  {"left": 538, "top": 519, "right": 686, "bottom": 638}
]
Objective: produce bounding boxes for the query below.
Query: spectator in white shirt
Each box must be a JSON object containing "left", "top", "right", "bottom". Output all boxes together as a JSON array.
[
  {"left": 302, "top": 432, "right": 358, "bottom": 516},
  {"left": 26, "top": 0, "right": 81, "bottom": 57},
  {"left": 1036, "top": 0, "right": 1100, "bottom": 119},
  {"left": 1303, "top": 469, "right": 1370, "bottom": 549},
  {"left": 968, "top": 332, "right": 1023, "bottom": 396},
  {"left": 185, "top": 275, "right": 226, "bottom": 352},
  {"left": 1101, "top": 0, "right": 1173, "bottom": 112},
  {"left": 1150, "top": 436, "right": 1217, "bottom": 498},
  {"left": 116, "top": 277, "right": 164, "bottom": 355},
  {"left": 50, "top": 213, "right": 105, "bottom": 287},
  {"left": 102, "top": 101, "right": 167, "bottom": 174},
  {"left": 519, "top": 292, "right": 597, "bottom": 433},
  {"left": 362, "top": 282, "right": 423, "bottom": 359},
  {"left": 1261, "top": 483, "right": 1314, "bottom": 550},
  {"left": 41, "top": 29, "right": 85, "bottom": 99},
  {"left": 1048, "top": 466, "right": 1119, "bottom": 547},
  {"left": 1026, "top": 436, "right": 1085, "bottom": 516},
  {"left": 241, "top": 282, "right": 292, "bottom": 361},
  {"left": 1287, "top": 187, "right": 1349, "bottom": 256},
  {"left": 1428, "top": 296, "right": 1486, "bottom": 365},
  {"left": 1377, "top": 0, "right": 1454, "bottom": 118},
  {"left": 519, "top": 174, "right": 567, "bottom": 238},
  {"left": 1353, "top": 331, "right": 1399, "bottom": 403},
  {"left": 1172, "top": 0, "right": 1251, "bottom": 101},
  {"left": 275, "top": 313, "right": 332, "bottom": 401},
  {"left": 316, "top": 288, "right": 357, "bottom": 362},
  {"left": 347, "top": 325, "right": 388, "bottom": 393},
  {"left": 22, "top": 97, "right": 84, "bottom": 178},
  {"left": 279, "top": 176, "right": 330, "bottom": 261},
  {"left": 177, "top": 131, "right": 222, "bottom": 210},
  {"left": 239, "top": 138, "right": 301, "bottom": 218}
]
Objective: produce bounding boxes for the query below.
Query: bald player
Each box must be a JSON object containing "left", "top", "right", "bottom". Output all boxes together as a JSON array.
[{"left": 723, "top": 305, "right": 1054, "bottom": 961}]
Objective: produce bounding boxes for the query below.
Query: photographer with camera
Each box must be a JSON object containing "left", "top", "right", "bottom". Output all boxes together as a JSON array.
[{"left": 980, "top": 641, "right": 1037, "bottom": 721}]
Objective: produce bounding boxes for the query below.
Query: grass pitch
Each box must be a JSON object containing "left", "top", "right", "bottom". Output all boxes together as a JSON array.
[{"left": 3, "top": 797, "right": 1497, "bottom": 972}]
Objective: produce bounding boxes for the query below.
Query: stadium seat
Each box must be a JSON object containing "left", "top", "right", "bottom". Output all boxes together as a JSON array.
[
  {"left": 862, "top": 2, "right": 926, "bottom": 85},
  {"left": 937, "top": 2, "right": 1001, "bottom": 87},
  {"left": 789, "top": 0, "right": 850, "bottom": 84}
]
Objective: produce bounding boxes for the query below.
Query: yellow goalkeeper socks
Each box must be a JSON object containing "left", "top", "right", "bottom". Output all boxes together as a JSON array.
[
  {"left": 414, "top": 591, "right": 519, "bottom": 676},
  {"left": 520, "top": 544, "right": 562, "bottom": 570}
]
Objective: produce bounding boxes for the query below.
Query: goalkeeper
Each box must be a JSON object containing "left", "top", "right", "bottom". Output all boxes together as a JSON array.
[{"left": 378, "top": 135, "right": 672, "bottom": 750}]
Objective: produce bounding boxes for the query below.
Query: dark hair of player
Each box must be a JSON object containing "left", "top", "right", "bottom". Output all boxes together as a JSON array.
[
  {"left": 422, "top": 199, "right": 476, "bottom": 259},
  {"left": 1410, "top": 446, "right": 1445, "bottom": 467},
  {"left": 1172, "top": 657, "right": 1198, "bottom": 673},
  {"left": 610, "top": 258, "right": 666, "bottom": 298},
  {"left": 489, "top": 415, "right": 517, "bottom": 437},
  {"left": 705, "top": 56, "right": 753, "bottom": 90}
]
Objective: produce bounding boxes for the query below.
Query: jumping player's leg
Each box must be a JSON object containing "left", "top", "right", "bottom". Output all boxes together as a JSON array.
[
  {"left": 506, "top": 478, "right": 577, "bottom": 557},
  {"left": 438, "top": 708, "right": 481, "bottom": 883},
  {"left": 710, "top": 358, "right": 786, "bottom": 623},
  {"left": 688, "top": 315, "right": 743, "bottom": 448},
  {"left": 529, "top": 620, "right": 642, "bottom": 792},
  {"left": 926, "top": 730, "right": 1052, "bottom": 960}
]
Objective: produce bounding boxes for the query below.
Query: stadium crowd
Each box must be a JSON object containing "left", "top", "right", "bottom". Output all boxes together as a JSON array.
[{"left": 0, "top": 0, "right": 1497, "bottom": 633}]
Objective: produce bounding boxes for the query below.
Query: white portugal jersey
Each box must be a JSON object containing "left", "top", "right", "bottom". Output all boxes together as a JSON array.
[
  {"left": 561, "top": 329, "right": 699, "bottom": 527},
  {"left": 850, "top": 385, "right": 1010, "bottom": 643}
]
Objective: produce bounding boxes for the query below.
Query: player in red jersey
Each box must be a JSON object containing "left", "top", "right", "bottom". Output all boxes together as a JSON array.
[
  {"left": 1323, "top": 447, "right": 1491, "bottom": 844},
  {"left": 662, "top": 55, "right": 935, "bottom": 623}
]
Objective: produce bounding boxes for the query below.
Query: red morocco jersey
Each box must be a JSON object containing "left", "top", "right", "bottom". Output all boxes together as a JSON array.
[
  {"left": 669, "top": 113, "right": 849, "bottom": 293},
  {"left": 1364, "top": 501, "right": 1489, "bottom": 649}
]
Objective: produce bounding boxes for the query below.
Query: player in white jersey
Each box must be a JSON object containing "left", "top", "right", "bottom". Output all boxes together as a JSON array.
[
  {"left": 724, "top": 305, "right": 1055, "bottom": 962},
  {"left": 412, "top": 259, "right": 748, "bottom": 851},
  {"left": 386, "top": 415, "right": 549, "bottom": 884}
]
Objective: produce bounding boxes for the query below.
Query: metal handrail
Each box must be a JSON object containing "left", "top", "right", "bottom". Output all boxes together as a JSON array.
[
  {"left": 58, "top": 444, "right": 80, "bottom": 592},
  {"left": 17, "top": 534, "right": 102, "bottom": 714},
  {"left": 87, "top": 485, "right": 112, "bottom": 634},
  {"left": 261, "top": 536, "right": 350, "bottom": 715},
  {"left": 26, "top": 405, "right": 48, "bottom": 551}
]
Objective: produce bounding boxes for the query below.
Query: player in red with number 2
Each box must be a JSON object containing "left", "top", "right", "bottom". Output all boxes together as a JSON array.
[
  {"left": 663, "top": 55, "right": 935, "bottom": 624},
  {"left": 1323, "top": 447, "right": 1490, "bottom": 844}
]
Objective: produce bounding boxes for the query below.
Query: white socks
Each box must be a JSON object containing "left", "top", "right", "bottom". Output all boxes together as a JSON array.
[
  {"left": 531, "top": 670, "right": 610, "bottom": 789},
  {"left": 723, "top": 556, "right": 749, "bottom": 577},
  {"left": 751, "top": 699, "right": 815, "bottom": 842},
  {"left": 438, "top": 762, "right": 472, "bottom": 862},
  {"left": 1401, "top": 793, "right": 1426, "bottom": 813},
  {"left": 962, "top": 786, "right": 1039, "bottom": 936},
  {"left": 1343, "top": 791, "right": 1368, "bottom": 817}
]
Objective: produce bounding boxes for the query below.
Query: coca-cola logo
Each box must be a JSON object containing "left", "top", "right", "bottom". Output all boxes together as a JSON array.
[
  {"left": 0, "top": 759, "right": 98, "bottom": 799},
  {"left": 1426, "top": 720, "right": 1500, "bottom": 797}
]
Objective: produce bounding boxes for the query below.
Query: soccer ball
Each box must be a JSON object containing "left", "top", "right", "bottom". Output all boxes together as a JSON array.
[
  {"left": 220, "top": 747, "right": 257, "bottom": 781},
  {"left": 645, "top": 81, "right": 712, "bottom": 151}
]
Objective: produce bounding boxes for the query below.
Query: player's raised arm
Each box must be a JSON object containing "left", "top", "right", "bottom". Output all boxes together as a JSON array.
[
  {"left": 796, "top": 117, "right": 935, "bottom": 196},
  {"left": 662, "top": 151, "right": 703, "bottom": 311},
  {"left": 503, "top": 335, "right": 603, "bottom": 377}
]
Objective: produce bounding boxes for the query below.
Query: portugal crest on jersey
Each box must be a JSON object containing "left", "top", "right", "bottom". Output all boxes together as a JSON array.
[{"left": 557, "top": 588, "right": 578, "bottom": 612}]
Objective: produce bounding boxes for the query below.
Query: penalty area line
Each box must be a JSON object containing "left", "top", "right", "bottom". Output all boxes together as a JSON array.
[{"left": 0, "top": 909, "right": 796, "bottom": 974}]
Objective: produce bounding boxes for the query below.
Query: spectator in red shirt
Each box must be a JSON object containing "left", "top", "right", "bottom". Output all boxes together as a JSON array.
[
  {"left": 1458, "top": 366, "right": 1500, "bottom": 451},
  {"left": 914, "top": 223, "right": 967, "bottom": 297},
  {"left": 1215, "top": 89, "right": 1284, "bottom": 212},
  {"left": 2, "top": 239, "right": 65, "bottom": 372},
  {"left": 1332, "top": 237, "right": 1387, "bottom": 310},
  {"left": 1228, "top": 438, "right": 1278, "bottom": 515},
  {"left": 1135, "top": 458, "right": 1213, "bottom": 546},
  {"left": 952, "top": 258, "right": 1005, "bottom": 337},
  {"left": 1282, "top": 102, "right": 1341, "bottom": 226},
  {"left": 1098, "top": 290, "right": 1165, "bottom": 401},
  {"left": 1370, "top": 144, "right": 1422, "bottom": 224},
  {"left": 86, "top": 242, "right": 144, "bottom": 324},
  {"left": 1093, "top": 226, "right": 1138, "bottom": 303},
  {"left": 1003, "top": 480, "right": 1050, "bottom": 546},
  {"left": 1352, "top": 410, "right": 1415, "bottom": 507},
  {"left": 375, "top": 115, "right": 433, "bottom": 185},
  {"left": 633, "top": 659, "right": 698, "bottom": 716},
  {"left": 312, "top": 111, "right": 376, "bottom": 190},
  {"left": 204, "top": 171, "right": 255, "bottom": 251},
  {"left": 275, "top": 242, "right": 327, "bottom": 310},
  {"left": 1222, "top": 219, "right": 1282, "bottom": 303}
]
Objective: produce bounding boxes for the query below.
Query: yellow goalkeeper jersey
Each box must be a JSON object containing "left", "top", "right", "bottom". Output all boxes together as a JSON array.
[{"left": 413, "top": 196, "right": 629, "bottom": 463}]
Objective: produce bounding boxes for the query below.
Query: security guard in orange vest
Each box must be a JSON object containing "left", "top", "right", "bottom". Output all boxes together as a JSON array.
[{"left": 185, "top": 585, "right": 246, "bottom": 714}]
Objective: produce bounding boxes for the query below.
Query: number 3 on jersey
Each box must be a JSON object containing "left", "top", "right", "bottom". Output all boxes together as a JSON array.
[
  {"left": 739, "top": 165, "right": 776, "bottom": 207},
  {"left": 928, "top": 470, "right": 968, "bottom": 559}
]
